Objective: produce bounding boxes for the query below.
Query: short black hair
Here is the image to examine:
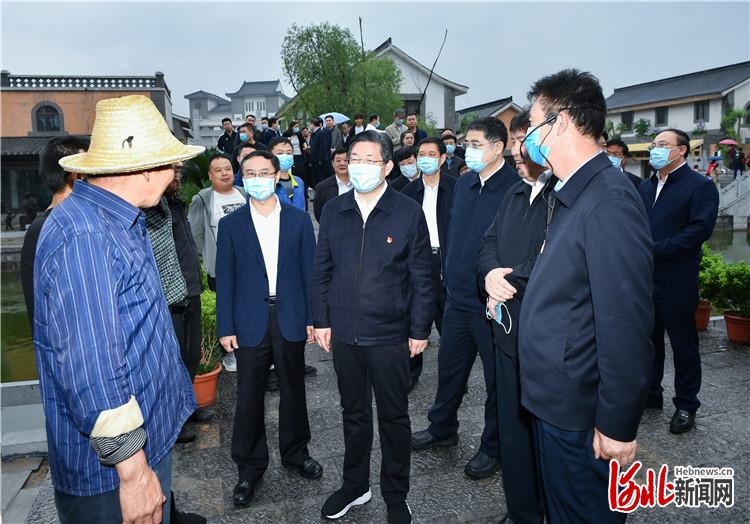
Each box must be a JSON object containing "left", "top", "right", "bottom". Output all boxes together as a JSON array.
[
  {"left": 606, "top": 138, "right": 629, "bottom": 157},
  {"left": 311, "top": 117, "right": 324, "bottom": 127},
  {"left": 442, "top": 134, "right": 458, "bottom": 143},
  {"left": 368, "top": 113, "right": 379, "bottom": 123},
  {"left": 240, "top": 149, "right": 280, "bottom": 173},
  {"left": 325, "top": 114, "right": 334, "bottom": 121},
  {"left": 234, "top": 143, "right": 257, "bottom": 159},
  {"left": 238, "top": 123, "right": 251, "bottom": 133},
  {"left": 417, "top": 137, "right": 447, "bottom": 155},
  {"left": 527, "top": 68, "right": 606, "bottom": 139},
  {"left": 268, "top": 117, "right": 278, "bottom": 126},
  {"left": 245, "top": 113, "right": 256, "bottom": 120},
  {"left": 662, "top": 128, "right": 691, "bottom": 158},
  {"left": 442, "top": 127, "right": 455, "bottom": 134},
  {"left": 395, "top": 146, "right": 417, "bottom": 163},
  {"left": 221, "top": 117, "right": 232, "bottom": 124},
  {"left": 331, "top": 146, "right": 348, "bottom": 161},
  {"left": 208, "top": 153, "right": 233, "bottom": 170},
  {"left": 39, "top": 135, "right": 90, "bottom": 193},
  {"left": 347, "top": 130, "right": 393, "bottom": 164},
  {"left": 510, "top": 110, "right": 531, "bottom": 134},
  {"left": 466, "top": 116, "right": 508, "bottom": 148},
  {"left": 261, "top": 116, "right": 269, "bottom": 121},
  {"left": 406, "top": 111, "right": 418, "bottom": 118},
  {"left": 354, "top": 114, "right": 364, "bottom": 120},
  {"left": 267, "top": 136, "right": 292, "bottom": 151}
]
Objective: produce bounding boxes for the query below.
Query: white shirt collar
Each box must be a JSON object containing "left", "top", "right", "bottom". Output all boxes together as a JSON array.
[
  {"left": 422, "top": 176, "right": 440, "bottom": 192},
  {"left": 480, "top": 158, "right": 505, "bottom": 187},
  {"left": 354, "top": 181, "right": 388, "bottom": 222},
  {"left": 249, "top": 195, "right": 281, "bottom": 219}
]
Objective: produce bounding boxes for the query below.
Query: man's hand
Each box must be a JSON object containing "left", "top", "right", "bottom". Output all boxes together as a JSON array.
[
  {"left": 314, "top": 328, "right": 331, "bottom": 352},
  {"left": 219, "top": 335, "right": 238, "bottom": 353},
  {"left": 408, "top": 338, "right": 428, "bottom": 358},
  {"left": 306, "top": 325, "right": 314, "bottom": 344},
  {"left": 593, "top": 428, "right": 637, "bottom": 466},
  {"left": 116, "top": 450, "right": 165, "bottom": 524},
  {"left": 485, "top": 268, "right": 517, "bottom": 302}
]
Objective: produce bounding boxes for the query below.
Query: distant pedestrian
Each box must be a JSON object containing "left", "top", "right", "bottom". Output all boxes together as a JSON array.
[
  {"left": 268, "top": 137, "right": 307, "bottom": 210},
  {"left": 217, "top": 117, "right": 238, "bottom": 154},
  {"left": 365, "top": 113, "right": 381, "bottom": 132},
  {"left": 21, "top": 192, "right": 38, "bottom": 229},
  {"left": 325, "top": 115, "right": 343, "bottom": 150},
  {"left": 385, "top": 109, "right": 407, "bottom": 153},
  {"left": 309, "top": 118, "right": 331, "bottom": 188},
  {"left": 400, "top": 130, "right": 416, "bottom": 149},
  {"left": 405, "top": 112, "right": 428, "bottom": 142}
]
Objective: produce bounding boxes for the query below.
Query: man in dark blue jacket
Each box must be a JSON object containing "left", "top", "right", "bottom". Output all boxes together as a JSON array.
[
  {"left": 402, "top": 137, "right": 456, "bottom": 391},
  {"left": 216, "top": 150, "right": 323, "bottom": 509},
  {"left": 313, "top": 131, "right": 435, "bottom": 524},
  {"left": 309, "top": 118, "right": 331, "bottom": 189},
  {"left": 519, "top": 69, "right": 654, "bottom": 523},
  {"left": 411, "top": 117, "right": 517, "bottom": 480},
  {"left": 638, "top": 128, "right": 719, "bottom": 434}
]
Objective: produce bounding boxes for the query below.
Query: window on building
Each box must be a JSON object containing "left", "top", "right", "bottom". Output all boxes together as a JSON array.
[
  {"left": 744, "top": 102, "right": 750, "bottom": 125},
  {"left": 621, "top": 111, "right": 634, "bottom": 131},
  {"left": 36, "top": 105, "right": 61, "bottom": 132},
  {"left": 655, "top": 106, "right": 668, "bottom": 127},
  {"left": 722, "top": 93, "right": 734, "bottom": 115},
  {"left": 245, "top": 100, "right": 254, "bottom": 113},
  {"left": 694, "top": 101, "right": 710, "bottom": 123}
]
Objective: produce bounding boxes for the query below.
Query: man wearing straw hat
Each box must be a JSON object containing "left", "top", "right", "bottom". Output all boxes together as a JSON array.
[{"left": 33, "top": 94, "right": 204, "bottom": 524}]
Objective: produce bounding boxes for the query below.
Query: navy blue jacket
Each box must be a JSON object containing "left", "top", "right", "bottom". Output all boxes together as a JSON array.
[
  {"left": 445, "top": 162, "right": 519, "bottom": 313},
  {"left": 310, "top": 128, "right": 331, "bottom": 163},
  {"left": 519, "top": 153, "right": 654, "bottom": 443},
  {"left": 401, "top": 174, "right": 456, "bottom": 269},
  {"left": 312, "top": 185, "right": 436, "bottom": 346},
  {"left": 215, "top": 201, "right": 315, "bottom": 347},
  {"left": 637, "top": 163, "right": 719, "bottom": 282}
]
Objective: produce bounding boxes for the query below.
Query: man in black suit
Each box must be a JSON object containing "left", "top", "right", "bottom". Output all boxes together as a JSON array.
[
  {"left": 263, "top": 116, "right": 282, "bottom": 144},
  {"left": 518, "top": 69, "right": 654, "bottom": 523},
  {"left": 605, "top": 138, "right": 641, "bottom": 187},
  {"left": 217, "top": 117, "right": 238, "bottom": 154},
  {"left": 440, "top": 134, "right": 465, "bottom": 178},
  {"left": 402, "top": 137, "right": 456, "bottom": 391},
  {"left": 309, "top": 118, "right": 331, "bottom": 189},
  {"left": 638, "top": 128, "right": 719, "bottom": 434},
  {"left": 313, "top": 147, "right": 351, "bottom": 223},
  {"left": 313, "top": 131, "right": 435, "bottom": 524}
]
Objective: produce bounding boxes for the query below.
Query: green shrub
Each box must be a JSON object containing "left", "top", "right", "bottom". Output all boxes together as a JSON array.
[
  {"left": 699, "top": 246, "right": 750, "bottom": 317},
  {"left": 197, "top": 289, "right": 221, "bottom": 375},
  {"left": 699, "top": 245, "right": 724, "bottom": 301}
]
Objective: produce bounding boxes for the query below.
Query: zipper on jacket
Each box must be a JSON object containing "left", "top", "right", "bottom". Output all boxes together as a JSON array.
[{"left": 354, "top": 211, "right": 366, "bottom": 345}]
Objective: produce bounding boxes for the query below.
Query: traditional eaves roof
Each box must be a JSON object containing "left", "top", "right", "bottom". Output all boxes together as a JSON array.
[
  {"left": 184, "top": 90, "right": 229, "bottom": 103},
  {"left": 226, "top": 80, "right": 283, "bottom": 98},
  {"left": 456, "top": 97, "right": 519, "bottom": 118},
  {"left": 1, "top": 137, "right": 54, "bottom": 156}
]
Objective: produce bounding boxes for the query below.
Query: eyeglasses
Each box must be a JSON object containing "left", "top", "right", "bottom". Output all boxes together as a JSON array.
[
  {"left": 243, "top": 171, "right": 277, "bottom": 179},
  {"left": 349, "top": 157, "right": 384, "bottom": 166},
  {"left": 648, "top": 142, "right": 677, "bottom": 151},
  {"left": 463, "top": 140, "right": 497, "bottom": 150}
]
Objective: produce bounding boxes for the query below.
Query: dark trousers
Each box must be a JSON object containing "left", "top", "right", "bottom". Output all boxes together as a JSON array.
[
  {"left": 332, "top": 340, "right": 411, "bottom": 504},
  {"left": 207, "top": 275, "right": 216, "bottom": 292},
  {"left": 496, "top": 348, "right": 544, "bottom": 524},
  {"left": 293, "top": 155, "right": 308, "bottom": 188},
  {"left": 649, "top": 278, "right": 701, "bottom": 412},
  {"left": 311, "top": 161, "right": 329, "bottom": 189},
  {"left": 55, "top": 451, "right": 172, "bottom": 524},
  {"left": 170, "top": 294, "right": 202, "bottom": 381},
  {"left": 533, "top": 419, "right": 625, "bottom": 524},
  {"left": 231, "top": 306, "right": 311, "bottom": 482},
  {"left": 427, "top": 302, "right": 499, "bottom": 457},
  {"left": 410, "top": 250, "right": 445, "bottom": 381}
]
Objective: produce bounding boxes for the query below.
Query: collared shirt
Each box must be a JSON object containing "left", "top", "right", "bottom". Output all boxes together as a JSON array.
[
  {"left": 554, "top": 152, "right": 601, "bottom": 191},
  {"left": 354, "top": 180, "right": 388, "bottom": 223},
  {"left": 144, "top": 197, "right": 188, "bottom": 305},
  {"left": 422, "top": 177, "right": 440, "bottom": 248},
  {"left": 529, "top": 171, "right": 551, "bottom": 204},
  {"left": 33, "top": 181, "right": 195, "bottom": 496},
  {"left": 250, "top": 197, "right": 281, "bottom": 296},
  {"left": 655, "top": 161, "right": 687, "bottom": 202},
  {"left": 336, "top": 175, "right": 353, "bottom": 196}
]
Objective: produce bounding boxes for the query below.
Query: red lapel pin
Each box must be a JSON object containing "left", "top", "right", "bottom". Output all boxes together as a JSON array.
[{"left": 386, "top": 235, "right": 393, "bottom": 244}]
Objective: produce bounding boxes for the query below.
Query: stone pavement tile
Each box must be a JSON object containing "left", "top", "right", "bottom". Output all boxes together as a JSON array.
[
  {"left": 207, "top": 490, "right": 287, "bottom": 524},
  {"left": 23, "top": 478, "right": 56, "bottom": 524},
  {"left": 173, "top": 475, "right": 224, "bottom": 519},
  {"left": 701, "top": 346, "right": 750, "bottom": 369},
  {"left": 179, "top": 422, "right": 221, "bottom": 451},
  {"left": 244, "top": 456, "right": 341, "bottom": 506},
  {"left": 409, "top": 434, "right": 484, "bottom": 478},
  {"left": 284, "top": 491, "right": 387, "bottom": 524},
  {"left": 173, "top": 445, "right": 243, "bottom": 483},
  {"left": 1, "top": 456, "right": 42, "bottom": 512},
  {"left": 3, "top": 486, "right": 41, "bottom": 524}
]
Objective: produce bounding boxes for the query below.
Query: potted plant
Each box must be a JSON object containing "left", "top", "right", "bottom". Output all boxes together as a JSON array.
[
  {"left": 717, "top": 261, "right": 750, "bottom": 345},
  {"left": 697, "top": 246, "right": 723, "bottom": 331},
  {"left": 193, "top": 289, "right": 223, "bottom": 407}
]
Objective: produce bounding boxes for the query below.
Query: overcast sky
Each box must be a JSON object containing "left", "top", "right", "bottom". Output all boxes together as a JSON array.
[{"left": 3, "top": 1, "right": 748, "bottom": 117}]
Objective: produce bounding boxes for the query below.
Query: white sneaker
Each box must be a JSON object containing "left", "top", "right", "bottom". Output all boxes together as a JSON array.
[{"left": 222, "top": 353, "right": 237, "bottom": 372}]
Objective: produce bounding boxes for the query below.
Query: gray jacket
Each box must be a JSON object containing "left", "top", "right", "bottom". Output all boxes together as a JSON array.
[{"left": 188, "top": 186, "right": 247, "bottom": 277}]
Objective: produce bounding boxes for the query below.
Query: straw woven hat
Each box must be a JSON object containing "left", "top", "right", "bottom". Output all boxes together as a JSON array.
[{"left": 59, "top": 95, "right": 205, "bottom": 175}]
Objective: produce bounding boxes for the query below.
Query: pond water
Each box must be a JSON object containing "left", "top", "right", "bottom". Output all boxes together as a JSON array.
[{"left": 1, "top": 230, "right": 748, "bottom": 383}]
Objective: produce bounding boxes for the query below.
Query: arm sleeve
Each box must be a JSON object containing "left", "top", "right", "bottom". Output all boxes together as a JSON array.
[
  {"left": 312, "top": 205, "right": 334, "bottom": 328},
  {"left": 586, "top": 197, "right": 655, "bottom": 442},
  {"left": 215, "top": 216, "right": 235, "bottom": 337},
  {"left": 654, "top": 180, "right": 719, "bottom": 259},
  {"left": 187, "top": 195, "right": 205, "bottom": 260},
  {"left": 408, "top": 211, "right": 437, "bottom": 340},
  {"left": 313, "top": 187, "right": 323, "bottom": 223},
  {"left": 477, "top": 211, "right": 502, "bottom": 284},
  {"left": 301, "top": 215, "right": 316, "bottom": 326},
  {"left": 45, "top": 234, "right": 142, "bottom": 437}
]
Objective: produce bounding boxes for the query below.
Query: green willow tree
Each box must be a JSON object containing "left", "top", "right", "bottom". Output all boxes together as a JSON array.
[{"left": 281, "top": 22, "right": 402, "bottom": 121}]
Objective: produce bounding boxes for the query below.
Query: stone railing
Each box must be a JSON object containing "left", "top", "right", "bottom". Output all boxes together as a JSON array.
[{"left": 1, "top": 71, "right": 169, "bottom": 94}]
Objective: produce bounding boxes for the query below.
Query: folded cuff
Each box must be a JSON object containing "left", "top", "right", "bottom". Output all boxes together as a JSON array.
[
  {"left": 90, "top": 427, "right": 147, "bottom": 466},
  {"left": 91, "top": 396, "right": 144, "bottom": 438}
]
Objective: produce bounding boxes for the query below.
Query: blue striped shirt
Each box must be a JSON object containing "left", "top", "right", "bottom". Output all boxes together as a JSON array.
[{"left": 33, "top": 181, "right": 196, "bottom": 496}]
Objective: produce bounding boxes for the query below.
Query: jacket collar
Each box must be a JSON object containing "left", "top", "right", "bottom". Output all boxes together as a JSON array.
[
  {"left": 469, "top": 161, "right": 511, "bottom": 192},
  {"left": 649, "top": 161, "right": 690, "bottom": 184},
  {"left": 553, "top": 153, "right": 611, "bottom": 208},
  {"left": 339, "top": 182, "right": 397, "bottom": 216}
]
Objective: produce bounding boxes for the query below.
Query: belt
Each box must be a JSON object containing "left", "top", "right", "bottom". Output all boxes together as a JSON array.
[
  {"left": 267, "top": 295, "right": 277, "bottom": 305},
  {"left": 431, "top": 247, "right": 441, "bottom": 255}
]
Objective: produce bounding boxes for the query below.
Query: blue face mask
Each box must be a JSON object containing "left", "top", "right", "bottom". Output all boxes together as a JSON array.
[
  {"left": 293, "top": 127, "right": 300, "bottom": 134},
  {"left": 374, "top": 121, "right": 381, "bottom": 129},
  {"left": 417, "top": 156, "right": 440, "bottom": 175},
  {"left": 243, "top": 177, "right": 275, "bottom": 201},
  {"left": 649, "top": 147, "right": 675, "bottom": 170},
  {"left": 608, "top": 155, "right": 622, "bottom": 169},
  {"left": 239, "top": 133, "right": 248, "bottom": 142},
  {"left": 349, "top": 164, "right": 383, "bottom": 193},
  {"left": 445, "top": 144, "right": 456, "bottom": 155},
  {"left": 465, "top": 147, "right": 488, "bottom": 173},
  {"left": 522, "top": 126, "right": 551, "bottom": 167},
  {"left": 486, "top": 301, "right": 512, "bottom": 334},
  {"left": 276, "top": 154, "right": 294, "bottom": 172},
  {"left": 395, "top": 118, "right": 404, "bottom": 126},
  {"left": 400, "top": 163, "right": 418, "bottom": 180}
]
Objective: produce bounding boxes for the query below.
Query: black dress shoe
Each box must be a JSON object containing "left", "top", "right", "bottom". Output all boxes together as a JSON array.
[
  {"left": 645, "top": 396, "right": 663, "bottom": 410},
  {"left": 233, "top": 480, "right": 256, "bottom": 507},
  {"left": 386, "top": 500, "right": 412, "bottom": 523},
  {"left": 304, "top": 364, "right": 317, "bottom": 376},
  {"left": 175, "top": 425, "right": 196, "bottom": 444},
  {"left": 497, "top": 516, "right": 514, "bottom": 524},
  {"left": 669, "top": 409, "right": 696, "bottom": 434},
  {"left": 411, "top": 429, "right": 458, "bottom": 450},
  {"left": 188, "top": 407, "right": 213, "bottom": 423},
  {"left": 465, "top": 451, "right": 501, "bottom": 479},
  {"left": 172, "top": 510, "right": 207, "bottom": 524},
  {"left": 283, "top": 457, "right": 323, "bottom": 479}
]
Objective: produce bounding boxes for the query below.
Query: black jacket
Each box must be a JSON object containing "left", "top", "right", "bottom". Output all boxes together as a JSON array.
[
  {"left": 477, "top": 179, "right": 549, "bottom": 357},
  {"left": 401, "top": 175, "right": 456, "bottom": 269},
  {"left": 310, "top": 128, "right": 331, "bottom": 163},
  {"left": 312, "top": 185, "right": 436, "bottom": 346},
  {"left": 217, "top": 131, "right": 238, "bottom": 154},
  {"left": 519, "top": 153, "right": 654, "bottom": 442},
  {"left": 623, "top": 169, "right": 641, "bottom": 187},
  {"left": 167, "top": 195, "right": 203, "bottom": 297},
  {"left": 441, "top": 156, "right": 465, "bottom": 178},
  {"left": 313, "top": 175, "right": 343, "bottom": 223}
]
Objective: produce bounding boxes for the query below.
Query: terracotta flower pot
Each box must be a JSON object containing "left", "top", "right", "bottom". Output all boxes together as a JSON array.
[
  {"left": 193, "top": 363, "right": 222, "bottom": 408},
  {"left": 695, "top": 299, "right": 711, "bottom": 331},
  {"left": 723, "top": 311, "right": 750, "bottom": 345}
]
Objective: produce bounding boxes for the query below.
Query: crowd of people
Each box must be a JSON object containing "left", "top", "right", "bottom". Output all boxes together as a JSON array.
[{"left": 22, "top": 67, "right": 721, "bottom": 524}]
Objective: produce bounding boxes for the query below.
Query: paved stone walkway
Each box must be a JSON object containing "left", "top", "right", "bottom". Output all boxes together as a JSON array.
[{"left": 17, "top": 324, "right": 750, "bottom": 523}]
